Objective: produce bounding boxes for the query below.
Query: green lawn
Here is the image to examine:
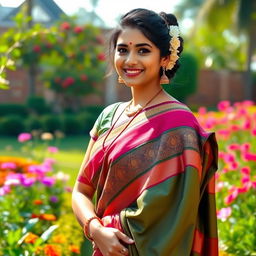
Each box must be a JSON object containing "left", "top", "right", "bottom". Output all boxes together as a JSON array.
[{"left": 0, "top": 135, "right": 90, "bottom": 187}]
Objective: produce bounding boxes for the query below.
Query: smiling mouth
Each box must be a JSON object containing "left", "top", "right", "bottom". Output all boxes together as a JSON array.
[{"left": 124, "top": 69, "right": 143, "bottom": 77}]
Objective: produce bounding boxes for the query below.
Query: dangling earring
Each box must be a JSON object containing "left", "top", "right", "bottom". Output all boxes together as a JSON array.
[
  {"left": 118, "top": 76, "right": 124, "bottom": 83},
  {"left": 160, "top": 67, "right": 169, "bottom": 84}
]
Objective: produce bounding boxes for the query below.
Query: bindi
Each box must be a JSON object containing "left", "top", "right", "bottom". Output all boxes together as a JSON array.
[{"left": 129, "top": 42, "right": 133, "bottom": 45}]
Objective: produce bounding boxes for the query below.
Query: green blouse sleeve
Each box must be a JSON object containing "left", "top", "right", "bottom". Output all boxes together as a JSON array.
[{"left": 89, "top": 102, "right": 121, "bottom": 141}]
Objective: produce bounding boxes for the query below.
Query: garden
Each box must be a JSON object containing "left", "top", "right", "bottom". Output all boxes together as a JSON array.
[
  {"left": 0, "top": 100, "right": 255, "bottom": 256},
  {"left": 1, "top": 0, "right": 256, "bottom": 255}
]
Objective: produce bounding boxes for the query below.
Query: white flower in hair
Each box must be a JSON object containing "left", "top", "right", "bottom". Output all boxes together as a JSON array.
[{"left": 169, "top": 25, "right": 180, "bottom": 37}]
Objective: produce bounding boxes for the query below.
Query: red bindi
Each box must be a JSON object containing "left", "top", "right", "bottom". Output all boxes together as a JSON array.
[{"left": 129, "top": 42, "right": 133, "bottom": 45}]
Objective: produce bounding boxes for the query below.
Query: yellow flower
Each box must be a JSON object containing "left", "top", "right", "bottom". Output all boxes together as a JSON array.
[
  {"left": 170, "top": 37, "right": 180, "bottom": 49},
  {"left": 52, "top": 234, "right": 67, "bottom": 244},
  {"left": 41, "top": 132, "right": 54, "bottom": 140},
  {"left": 24, "top": 232, "right": 39, "bottom": 244}
]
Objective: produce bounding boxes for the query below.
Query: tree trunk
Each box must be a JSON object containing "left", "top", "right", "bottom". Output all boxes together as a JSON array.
[{"left": 27, "top": 0, "right": 36, "bottom": 96}]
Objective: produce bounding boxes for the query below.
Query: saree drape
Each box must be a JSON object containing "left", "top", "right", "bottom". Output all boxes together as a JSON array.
[{"left": 78, "top": 101, "right": 219, "bottom": 256}]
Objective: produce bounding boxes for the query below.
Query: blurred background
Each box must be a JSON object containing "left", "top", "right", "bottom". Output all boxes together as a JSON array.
[{"left": 0, "top": 1, "right": 255, "bottom": 256}]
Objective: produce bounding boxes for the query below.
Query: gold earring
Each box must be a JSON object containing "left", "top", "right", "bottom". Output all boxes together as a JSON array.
[
  {"left": 160, "top": 67, "right": 169, "bottom": 84},
  {"left": 118, "top": 76, "right": 125, "bottom": 83}
]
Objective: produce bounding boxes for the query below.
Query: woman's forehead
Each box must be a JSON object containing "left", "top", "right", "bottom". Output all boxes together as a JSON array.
[{"left": 117, "top": 27, "right": 151, "bottom": 45}]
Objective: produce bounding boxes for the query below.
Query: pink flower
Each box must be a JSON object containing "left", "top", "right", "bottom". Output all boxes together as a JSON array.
[
  {"left": 41, "top": 177, "right": 56, "bottom": 187},
  {"left": 241, "top": 166, "right": 250, "bottom": 176},
  {"left": 224, "top": 153, "right": 235, "bottom": 163},
  {"left": 217, "top": 207, "right": 232, "bottom": 221},
  {"left": 251, "top": 129, "right": 256, "bottom": 136},
  {"left": 60, "top": 21, "right": 71, "bottom": 30},
  {"left": 1, "top": 162, "right": 17, "bottom": 169},
  {"left": 198, "top": 107, "right": 207, "bottom": 115},
  {"left": 228, "top": 143, "right": 240, "bottom": 151},
  {"left": 61, "top": 77, "right": 75, "bottom": 88},
  {"left": 74, "top": 26, "right": 83, "bottom": 33},
  {"left": 0, "top": 185, "right": 11, "bottom": 196},
  {"left": 217, "top": 100, "right": 230, "bottom": 112},
  {"left": 48, "top": 146, "right": 58, "bottom": 153},
  {"left": 224, "top": 189, "right": 238, "bottom": 205},
  {"left": 229, "top": 161, "right": 238, "bottom": 170},
  {"left": 97, "top": 53, "right": 106, "bottom": 61},
  {"left": 18, "top": 133, "right": 32, "bottom": 142},
  {"left": 242, "top": 118, "right": 251, "bottom": 130},
  {"left": 241, "top": 143, "right": 250, "bottom": 152},
  {"left": 33, "top": 45, "right": 41, "bottom": 53},
  {"left": 243, "top": 152, "right": 256, "bottom": 161}
]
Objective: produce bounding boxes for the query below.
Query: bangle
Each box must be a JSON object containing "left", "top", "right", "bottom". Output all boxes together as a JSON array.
[{"left": 83, "top": 216, "right": 103, "bottom": 241}]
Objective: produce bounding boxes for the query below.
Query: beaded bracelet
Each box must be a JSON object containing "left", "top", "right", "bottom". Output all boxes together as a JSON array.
[{"left": 83, "top": 216, "right": 103, "bottom": 241}]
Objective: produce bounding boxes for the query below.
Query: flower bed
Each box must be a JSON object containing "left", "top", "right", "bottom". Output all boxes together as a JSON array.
[
  {"left": 196, "top": 101, "right": 256, "bottom": 255},
  {"left": 0, "top": 145, "right": 83, "bottom": 255}
]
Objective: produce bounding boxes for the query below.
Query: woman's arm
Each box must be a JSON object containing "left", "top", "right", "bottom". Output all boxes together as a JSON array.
[{"left": 72, "top": 138, "right": 134, "bottom": 256}]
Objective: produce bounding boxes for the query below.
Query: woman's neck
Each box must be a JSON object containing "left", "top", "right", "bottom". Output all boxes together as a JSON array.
[{"left": 130, "top": 85, "right": 163, "bottom": 107}]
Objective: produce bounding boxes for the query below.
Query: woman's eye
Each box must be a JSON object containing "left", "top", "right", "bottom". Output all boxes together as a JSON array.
[
  {"left": 117, "top": 48, "right": 127, "bottom": 54},
  {"left": 138, "top": 48, "right": 150, "bottom": 54}
]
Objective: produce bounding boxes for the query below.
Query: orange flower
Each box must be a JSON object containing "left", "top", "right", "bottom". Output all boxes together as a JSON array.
[
  {"left": 33, "top": 199, "right": 43, "bottom": 205},
  {"left": 40, "top": 214, "right": 57, "bottom": 221},
  {"left": 24, "top": 232, "right": 39, "bottom": 244},
  {"left": 52, "top": 234, "right": 66, "bottom": 244},
  {"left": 69, "top": 245, "right": 80, "bottom": 254},
  {"left": 43, "top": 244, "right": 61, "bottom": 256}
]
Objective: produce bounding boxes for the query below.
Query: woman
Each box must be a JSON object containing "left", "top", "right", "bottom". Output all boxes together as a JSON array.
[{"left": 72, "top": 8, "right": 219, "bottom": 256}]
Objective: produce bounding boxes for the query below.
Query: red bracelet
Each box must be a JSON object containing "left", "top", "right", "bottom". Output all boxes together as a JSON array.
[{"left": 83, "top": 216, "right": 103, "bottom": 241}]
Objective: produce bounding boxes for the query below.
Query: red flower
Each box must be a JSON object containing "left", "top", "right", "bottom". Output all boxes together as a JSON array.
[
  {"left": 24, "top": 232, "right": 39, "bottom": 244},
  {"left": 97, "top": 53, "right": 105, "bottom": 61},
  {"left": 80, "top": 74, "right": 88, "bottom": 81},
  {"left": 60, "top": 22, "right": 71, "bottom": 30},
  {"left": 43, "top": 244, "right": 61, "bottom": 256},
  {"left": 33, "top": 45, "right": 41, "bottom": 53},
  {"left": 61, "top": 77, "right": 75, "bottom": 88},
  {"left": 69, "top": 245, "right": 80, "bottom": 254},
  {"left": 33, "top": 199, "right": 43, "bottom": 205},
  {"left": 74, "top": 26, "right": 83, "bottom": 33}
]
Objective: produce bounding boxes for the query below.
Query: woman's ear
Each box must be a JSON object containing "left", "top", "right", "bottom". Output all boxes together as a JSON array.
[{"left": 160, "top": 55, "right": 170, "bottom": 67}]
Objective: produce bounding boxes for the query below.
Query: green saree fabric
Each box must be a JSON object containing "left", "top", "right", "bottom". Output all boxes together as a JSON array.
[{"left": 78, "top": 101, "right": 219, "bottom": 255}]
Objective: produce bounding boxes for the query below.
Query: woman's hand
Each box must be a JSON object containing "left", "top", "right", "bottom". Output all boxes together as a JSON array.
[{"left": 91, "top": 223, "right": 134, "bottom": 256}]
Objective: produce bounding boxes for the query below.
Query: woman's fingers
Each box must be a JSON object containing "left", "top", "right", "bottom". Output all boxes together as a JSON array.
[{"left": 114, "top": 230, "right": 134, "bottom": 244}]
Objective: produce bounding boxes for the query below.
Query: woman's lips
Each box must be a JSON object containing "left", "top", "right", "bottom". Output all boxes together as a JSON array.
[{"left": 123, "top": 68, "right": 143, "bottom": 77}]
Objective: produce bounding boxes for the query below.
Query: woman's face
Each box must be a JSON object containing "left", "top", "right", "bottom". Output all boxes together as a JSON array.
[{"left": 114, "top": 27, "right": 166, "bottom": 88}]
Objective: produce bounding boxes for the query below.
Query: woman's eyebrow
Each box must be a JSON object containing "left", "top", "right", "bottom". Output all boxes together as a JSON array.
[{"left": 117, "top": 43, "right": 152, "bottom": 48}]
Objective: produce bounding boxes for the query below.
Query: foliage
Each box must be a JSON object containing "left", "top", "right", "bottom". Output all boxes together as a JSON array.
[
  {"left": 0, "top": 134, "right": 83, "bottom": 256},
  {"left": 163, "top": 52, "right": 198, "bottom": 102},
  {"left": 0, "top": 10, "right": 106, "bottom": 102},
  {"left": 196, "top": 101, "right": 256, "bottom": 255},
  {"left": 0, "top": 115, "right": 25, "bottom": 136}
]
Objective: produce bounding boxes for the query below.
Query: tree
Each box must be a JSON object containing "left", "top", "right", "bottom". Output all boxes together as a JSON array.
[{"left": 179, "top": 0, "right": 256, "bottom": 99}]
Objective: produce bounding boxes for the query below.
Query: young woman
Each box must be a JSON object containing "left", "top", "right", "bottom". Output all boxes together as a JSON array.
[{"left": 72, "top": 8, "right": 219, "bottom": 256}]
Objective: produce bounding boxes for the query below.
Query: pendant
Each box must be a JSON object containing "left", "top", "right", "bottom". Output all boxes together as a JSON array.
[{"left": 125, "top": 105, "right": 143, "bottom": 117}]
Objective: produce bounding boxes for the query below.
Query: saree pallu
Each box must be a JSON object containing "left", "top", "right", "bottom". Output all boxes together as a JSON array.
[{"left": 78, "top": 101, "right": 219, "bottom": 256}]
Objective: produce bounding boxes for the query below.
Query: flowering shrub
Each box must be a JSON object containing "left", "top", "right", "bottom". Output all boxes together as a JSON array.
[
  {"left": 0, "top": 133, "right": 83, "bottom": 256},
  {"left": 196, "top": 100, "right": 256, "bottom": 255}
]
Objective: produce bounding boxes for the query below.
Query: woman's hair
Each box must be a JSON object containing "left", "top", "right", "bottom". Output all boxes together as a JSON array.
[{"left": 107, "top": 8, "right": 183, "bottom": 79}]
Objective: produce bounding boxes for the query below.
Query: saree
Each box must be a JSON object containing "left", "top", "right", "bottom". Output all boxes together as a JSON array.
[{"left": 78, "top": 101, "right": 219, "bottom": 256}]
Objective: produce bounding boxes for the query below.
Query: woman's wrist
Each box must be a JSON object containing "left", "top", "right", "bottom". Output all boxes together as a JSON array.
[
  {"left": 84, "top": 216, "right": 103, "bottom": 241},
  {"left": 89, "top": 219, "right": 103, "bottom": 239}
]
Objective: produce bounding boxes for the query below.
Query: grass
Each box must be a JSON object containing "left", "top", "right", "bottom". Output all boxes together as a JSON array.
[{"left": 0, "top": 135, "right": 90, "bottom": 187}]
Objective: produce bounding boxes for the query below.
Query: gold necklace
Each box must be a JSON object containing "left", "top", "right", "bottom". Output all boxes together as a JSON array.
[
  {"left": 102, "top": 88, "right": 163, "bottom": 152},
  {"left": 125, "top": 88, "right": 163, "bottom": 117}
]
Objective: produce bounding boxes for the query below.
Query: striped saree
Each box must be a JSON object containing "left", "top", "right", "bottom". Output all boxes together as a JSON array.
[{"left": 78, "top": 101, "right": 219, "bottom": 256}]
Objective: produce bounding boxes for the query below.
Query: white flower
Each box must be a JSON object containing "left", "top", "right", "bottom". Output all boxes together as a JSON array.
[{"left": 169, "top": 25, "right": 180, "bottom": 37}]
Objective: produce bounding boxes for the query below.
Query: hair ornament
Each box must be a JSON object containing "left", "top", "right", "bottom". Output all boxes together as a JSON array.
[{"left": 166, "top": 25, "right": 180, "bottom": 71}]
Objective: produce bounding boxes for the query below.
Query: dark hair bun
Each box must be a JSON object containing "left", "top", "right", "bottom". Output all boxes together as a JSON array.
[{"left": 159, "top": 12, "right": 178, "bottom": 27}]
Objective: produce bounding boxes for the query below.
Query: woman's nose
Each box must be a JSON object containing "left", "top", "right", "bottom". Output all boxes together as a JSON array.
[{"left": 125, "top": 52, "right": 138, "bottom": 65}]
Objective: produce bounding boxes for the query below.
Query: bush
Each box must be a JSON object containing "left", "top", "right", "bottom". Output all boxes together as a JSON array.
[
  {"left": 0, "top": 115, "right": 25, "bottom": 135},
  {"left": 41, "top": 115, "right": 63, "bottom": 133},
  {"left": 62, "top": 114, "right": 82, "bottom": 135},
  {"left": 77, "top": 112, "right": 97, "bottom": 133},
  {"left": 26, "top": 96, "right": 51, "bottom": 115},
  {"left": 163, "top": 52, "right": 198, "bottom": 103},
  {"left": 25, "top": 116, "right": 43, "bottom": 131},
  {"left": 0, "top": 104, "right": 28, "bottom": 117}
]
